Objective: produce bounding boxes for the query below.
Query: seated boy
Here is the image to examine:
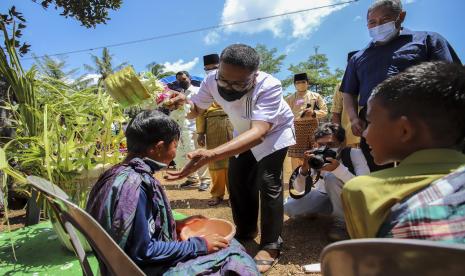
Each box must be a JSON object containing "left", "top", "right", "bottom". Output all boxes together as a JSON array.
[
  {"left": 86, "top": 110, "right": 258, "bottom": 275},
  {"left": 284, "top": 123, "right": 370, "bottom": 240},
  {"left": 342, "top": 61, "right": 465, "bottom": 239}
]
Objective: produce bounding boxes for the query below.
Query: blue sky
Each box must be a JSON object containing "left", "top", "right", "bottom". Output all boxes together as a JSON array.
[{"left": 5, "top": 0, "right": 465, "bottom": 92}]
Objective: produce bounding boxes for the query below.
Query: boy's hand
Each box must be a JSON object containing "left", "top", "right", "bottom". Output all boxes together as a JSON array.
[
  {"left": 165, "top": 149, "right": 215, "bottom": 181},
  {"left": 321, "top": 158, "right": 340, "bottom": 172},
  {"left": 202, "top": 234, "right": 229, "bottom": 253},
  {"left": 197, "top": 134, "right": 206, "bottom": 147}
]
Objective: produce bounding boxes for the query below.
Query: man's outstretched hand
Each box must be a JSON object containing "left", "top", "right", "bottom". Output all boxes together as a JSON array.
[{"left": 165, "top": 149, "right": 216, "bottom": 181}]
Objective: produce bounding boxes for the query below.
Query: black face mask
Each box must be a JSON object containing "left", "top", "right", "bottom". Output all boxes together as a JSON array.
[
  {"left": 217, "top": 85, "right": 250, "bottom": 102},
  {"left": 179, "top": 81, "right": 190, "bottom": 90}
]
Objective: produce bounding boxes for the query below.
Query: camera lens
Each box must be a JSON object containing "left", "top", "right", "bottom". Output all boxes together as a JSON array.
[{"left": 308, "top": 155, "right": 325, "bottom": 170}]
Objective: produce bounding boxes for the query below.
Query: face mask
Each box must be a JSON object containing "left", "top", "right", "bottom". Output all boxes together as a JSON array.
[
  {"left": 179, "top": 81, "right": 190, "bottom": 90},
  {"left": 205, "top": 69, "right": 216, "bottom": 75},
  {"left": 217, "top": 85, "right": 250, "bottom": 102},
  {"left": 369, "top": 20, "right": 399, "bottom": 43}
]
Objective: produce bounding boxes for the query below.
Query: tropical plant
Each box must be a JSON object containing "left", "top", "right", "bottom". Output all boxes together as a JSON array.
[
  {"left": 1, "top": 21, "right": 128, "bottom": 209},
  {"left": 146, "top": 62, "right": 175, "bottom": 79},
  {"left": 84, "top": 47, "right": 128, "bottom": 84},
  {"left": 255, "top": 44, "right": 287, "bottom": 75}
]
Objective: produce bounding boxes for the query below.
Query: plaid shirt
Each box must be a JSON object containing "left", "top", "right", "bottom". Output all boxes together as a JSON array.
[{"left": 380, "top": 166, "right": 465, "bottom": 243}]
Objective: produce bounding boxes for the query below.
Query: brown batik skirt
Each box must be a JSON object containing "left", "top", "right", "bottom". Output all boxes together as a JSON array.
[{"left": 288, "top": 119, "right": 319, "bottom": 158}]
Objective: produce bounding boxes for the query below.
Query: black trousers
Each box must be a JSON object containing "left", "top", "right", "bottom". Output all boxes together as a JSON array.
[{"left": 228, "top": 147, "right": 288, "bottom": 248}]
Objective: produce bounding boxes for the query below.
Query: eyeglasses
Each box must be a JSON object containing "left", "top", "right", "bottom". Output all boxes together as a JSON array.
[{"left": 215, "top": 70, "right": 256, "bottom": 92}]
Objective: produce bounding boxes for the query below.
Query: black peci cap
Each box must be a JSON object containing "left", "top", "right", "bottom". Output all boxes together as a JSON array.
[
  {"left": 203, "top": 54, "right": 220, "bottom": 66},
  {"left": 294, "top": 72, "right": 308, "bottom": 82}
]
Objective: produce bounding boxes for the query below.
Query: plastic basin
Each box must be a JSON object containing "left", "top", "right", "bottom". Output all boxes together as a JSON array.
[{"left": 180, "top": 218, "right": 236, "bottom": 241}]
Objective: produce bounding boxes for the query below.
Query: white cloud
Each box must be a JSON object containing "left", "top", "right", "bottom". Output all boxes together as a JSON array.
[
  {"left": 163, "top": 57, "right": 199, "bottom": 72},
  {"left": 207, "top": 0, "right": 349, "bottom": 41},
  {"left": 204, "top": 31, "right": 221, "bottom": 45},
  {"left": 404, "top": 0, "right": 416, "bottom": 4},
  {"left": 353, "top": 15, "right": 362, "bottom": 21},
  {"left": 81, "top": 73, "right": 100, "bottom": 85}
]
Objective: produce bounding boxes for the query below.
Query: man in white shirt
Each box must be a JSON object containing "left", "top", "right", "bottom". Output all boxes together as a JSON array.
[
  {"left": 284, "top": 123, "right": 370, "bottom": 240},
  {"left": 171, "top": 71, "right": 211, "bottom": 190},
  {"left": 166, "top": 44, "right": 295, "bottom": 273}
]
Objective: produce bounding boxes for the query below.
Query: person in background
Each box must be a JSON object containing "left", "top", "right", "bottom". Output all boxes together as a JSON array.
[
  {"left": 166, "top": 44, "right": 295, "bottom": 273},
  {"left": 171, "top": 71, "right": 211, "bottom": 190},
  {"left": 342, "top": 62, "right": 465, "bottom": 239},
  {"left": 196, "top": 54, "right": 234, "bottom": 205},
  {"left": 285, "top": 73, "right": 328, "bottom": 170},
  {"left": 284, "top": 123, "right": 369, "bottom": 240},
  {"left": 331, "top": 51, "right": 360, "bottom": 148},
  {"left": 86, "top": 110, "right": 259, "bottom": 275},
  {"left": 341, "top": 0, "right": 461, "bottom": 172}
]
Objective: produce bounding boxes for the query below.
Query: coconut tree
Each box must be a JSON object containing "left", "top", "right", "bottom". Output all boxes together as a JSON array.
[
  {"left": 84, "top": 47, "right": 127, "bottom": 84},
  {"left": 145, "top": 62, "right": 175, "bottom": 79}
]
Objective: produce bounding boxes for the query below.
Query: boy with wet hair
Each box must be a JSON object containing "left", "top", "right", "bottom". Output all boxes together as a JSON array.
[
  {"left": 86, "top": 110, "right": 258, "bottom": 275},
  {"left": 342, "top": 61, "right": 465, "bottom": 239}
]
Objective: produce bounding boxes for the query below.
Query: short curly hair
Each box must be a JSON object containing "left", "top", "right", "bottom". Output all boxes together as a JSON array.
[
  {"left": 314, "top": 123, "right": 346, "bottom": 143},
  {"left": 370, "top": 61, "right": 465, "bottom": 147}
]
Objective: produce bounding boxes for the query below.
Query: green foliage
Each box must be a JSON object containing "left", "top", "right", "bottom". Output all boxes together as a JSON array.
[
  {"left": 32, "top": 0, "right": 122, "bottom": 28},
  {"left": 1, "top": 23, "right": 128, "bottom": 208},
  {"left": 84, "top": 47, "right": 128, "bottom": 83},
  {"left": 255, "top": 44, "right": 287, "bottom": 75},
  {"left": 0, "top": 7, "right": 30, "bottom": 56},
  {"left": 283, "top": 47, "right": 344, "bottom": 100}
]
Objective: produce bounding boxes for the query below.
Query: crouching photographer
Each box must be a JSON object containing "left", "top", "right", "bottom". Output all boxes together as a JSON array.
[{"left": 284, "top": 123, "right": 370, "bottom": 240}]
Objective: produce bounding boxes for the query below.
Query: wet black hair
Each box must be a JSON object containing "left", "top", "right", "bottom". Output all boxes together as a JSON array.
[
  {"left": 370, "top": 61, "right": 465, "bottom": 147},
  {"left": 125, "top": 110, "right": 180, "bottom": 154},
  {"left": 220, "top": 44, "right": 260, "bottom": 72},
  {"left": 314, "top": 122, "right": 346, "bottom": 144}
]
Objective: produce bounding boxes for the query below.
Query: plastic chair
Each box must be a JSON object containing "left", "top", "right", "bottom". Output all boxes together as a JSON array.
[
  {"left": 320, "top": 238, "right": 465, "bottom": 276},
  {"left": 27, "top": 175, "right": 145, "bottom": 276}
]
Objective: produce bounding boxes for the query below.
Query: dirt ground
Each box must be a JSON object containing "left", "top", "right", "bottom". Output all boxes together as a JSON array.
[
  {"left": 161, "top": 170, "right": 330, "bottom": 276},
  {"left": 0, "top": 167, "right": 330, "bottom": 275}
]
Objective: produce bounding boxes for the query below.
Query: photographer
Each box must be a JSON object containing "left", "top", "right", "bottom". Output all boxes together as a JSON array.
[{"left": 284, "top": 123, "right": 370, "bottom": 240}]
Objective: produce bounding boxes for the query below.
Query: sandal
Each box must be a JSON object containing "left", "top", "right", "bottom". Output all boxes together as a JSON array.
[
  {"left": 208, "top": 197, "right": 223, "bottom": 206},
  {"left": 254, "top": 248, "right": 281, "bottom": 274}
]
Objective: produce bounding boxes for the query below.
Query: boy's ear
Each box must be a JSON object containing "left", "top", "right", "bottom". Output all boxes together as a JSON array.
[
  {"left": 148, "top": 141, "right": 165, "bottom": 155},
  {"left": 398, "top": 116, "right": 416, "bottom": 143}
]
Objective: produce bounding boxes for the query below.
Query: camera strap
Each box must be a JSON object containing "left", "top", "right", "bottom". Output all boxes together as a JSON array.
[{"left": 288, "top": 166, "right": 321, "bottom": 199}]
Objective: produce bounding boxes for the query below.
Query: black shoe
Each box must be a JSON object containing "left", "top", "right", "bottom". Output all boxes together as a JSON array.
[
  {"left": 180, "top": 180, "right": 197, "bottom": 188},
  {"left": 198, "top": 182, "right": 210, "bottom": 191}
]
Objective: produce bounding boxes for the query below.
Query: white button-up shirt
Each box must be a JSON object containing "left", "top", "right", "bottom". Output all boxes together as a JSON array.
[{"left": 191, "top": 70, "right": 296, "bottom": 161}]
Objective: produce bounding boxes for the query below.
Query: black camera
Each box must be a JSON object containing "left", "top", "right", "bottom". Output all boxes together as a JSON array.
[{"left": 308, "top": 146, "right": 337, "bottom": 170}]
